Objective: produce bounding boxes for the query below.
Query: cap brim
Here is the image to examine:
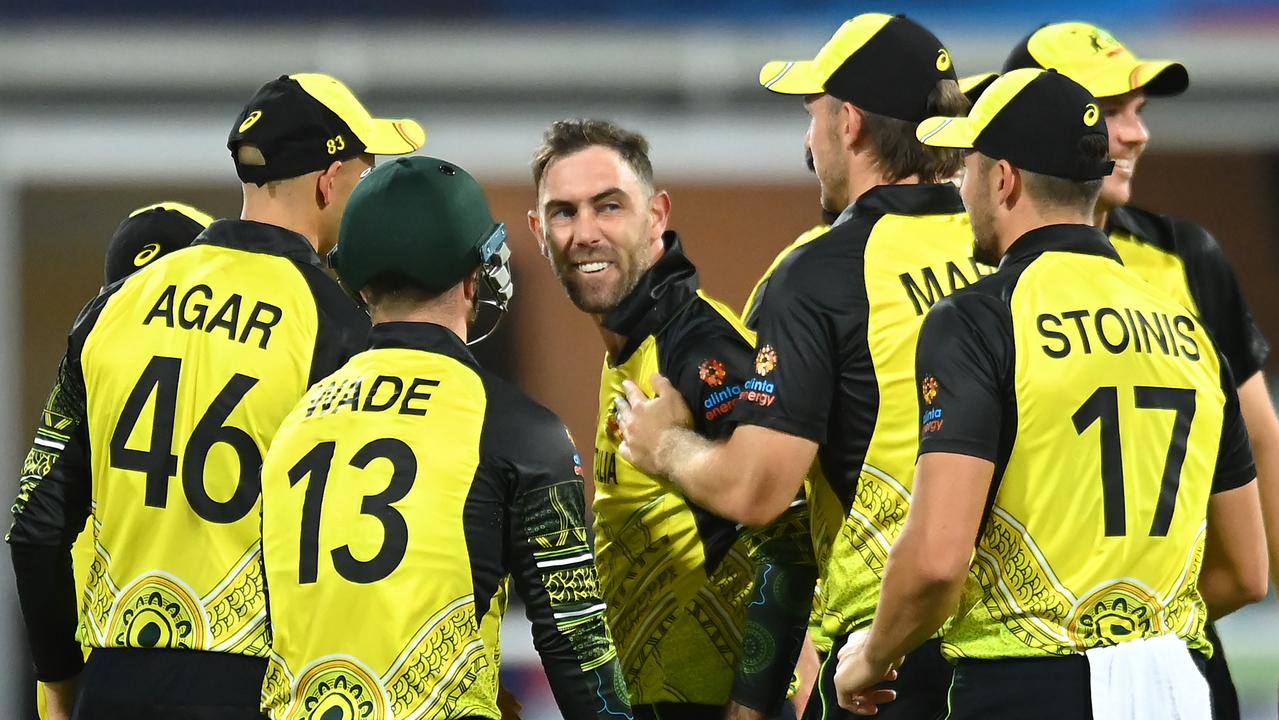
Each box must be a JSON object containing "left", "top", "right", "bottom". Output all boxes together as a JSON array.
[
  {"left": 1078, "top": 59, "right": 1188, "bottom": 99},
  {"left": 916, "top": 115, "right": 980, "bottom": 149},
  {"left": 959, "top": 73, "right": 998, "bottom": 103},
  {"left": 759, "top": 60, "right": 826, "bottom": 95},
  {"left": 1131, "top": 60, "right": 1188, "bottom": 97},
  {"left": 359, "top": 118, "right": 426, "bottom": 155}
]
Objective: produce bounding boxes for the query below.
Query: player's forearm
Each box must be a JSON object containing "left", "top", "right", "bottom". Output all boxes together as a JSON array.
[
  {"left": 663, "top": 428, "right": 796, "bottom": 526},
  {"left": 10, "top": 543, "right": 83, "bottom": 681},
  {"left": 1237, "top": 373, "right": 1279, "bottom": 586},
  {"left": 863, "top": 530, "right": 966, "bottom": 668}
]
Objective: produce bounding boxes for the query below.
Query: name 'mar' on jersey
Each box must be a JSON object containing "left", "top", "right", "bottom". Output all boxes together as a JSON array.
[
  {"left": 915, "top": 225, "right": 1256, "bottom": 660},
  {"left": 9, "top": 219, "right": 367, "bottom": 667},
  {"left": 731, "top": 184, "right": 989, "bottom": 645},
  {"left": 259, "top": 323, "right": 628, "bottom": 720}
]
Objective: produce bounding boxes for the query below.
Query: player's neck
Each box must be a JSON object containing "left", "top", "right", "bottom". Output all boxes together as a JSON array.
[
  {"left": 240, "top": 193, "right": 323, "bottom": 253},
  {"left": 846, "top": 169, "right": 922, "bottom": 209},
  {"left": 595, "top": 322, "right": 627, "bottom": 361},
  {"left": 370, "top": 306, "right": 469, "bottom": 343}
]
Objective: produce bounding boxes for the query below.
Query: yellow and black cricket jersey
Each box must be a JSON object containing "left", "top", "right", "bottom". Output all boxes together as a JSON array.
[
  {"left": 8, "top": 219, "right": 368, "bottom": 680},
  {"left": 1107, "top": 206, "right": 1270, "bottom": 385},
  {"left": 260, "top": 322, "right": 627, "bottom": 720},
  {"left": 731, "top": 184, "right": 988, "bottom": 644},
  {"left": 593, "top": 232, "right": 755, "bottom": 706},
  {"left": 915, "top": 224, "right": 1255, "bottom": 661}
]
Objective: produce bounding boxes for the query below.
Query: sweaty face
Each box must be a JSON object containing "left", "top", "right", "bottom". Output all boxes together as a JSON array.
[
  {"left": 805, "top": 95, "right": 849, "bottom": 215},
  {"left": 961, "top": 153, "right": 1000, "bottom": 266},
  {"left": 1099, "top": 90, "right": 1149, "bottom": 212},
  {"left": 536, "top": 146, "right": 663, "bottom": 315}
]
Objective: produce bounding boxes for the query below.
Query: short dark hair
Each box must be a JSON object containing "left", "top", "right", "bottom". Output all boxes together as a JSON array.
[
  {"left": 532, "top": 119, "right": 655, "bottom": 192},
  {"left": 362, "top": 270, "right": 445, "bottom": 310},
  {"left": 1019, "top": 133, "right": 1109, "bottom": 211},
  {"left": 858, "top": 79, "right": 969, "bottom": 183}
]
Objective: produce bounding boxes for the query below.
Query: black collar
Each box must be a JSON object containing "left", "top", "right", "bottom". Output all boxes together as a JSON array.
[
  {"left": 1001, "top": 223, "right": 1121, "bottom": 268},
  {"left": 1104, "top": 206, "right": 1152, "bottom": 241},
  {"left": 367, "top": 322, "right": 478, "bottom": 367},
  {"left": 601, "top": 230, "right": 699, "bottom": 365},
  {"left": 834, "top": 183, "right": 965, "bottom": 225},
  {"left": 193, "top": 219, "right": 326, "bottom": 270}
]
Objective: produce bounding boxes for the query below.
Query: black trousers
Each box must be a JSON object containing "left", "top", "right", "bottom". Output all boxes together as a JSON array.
[
  {"left": 72, "top": 647, "right": 267, "bottom": 720},
  {"left": 945, "top": 649, "right": 1211, "bottom": 720},
  {"left": 1204, "top": 623, "right": 1241, "bottom": 720},
  {"left": 802, "top": 638, "right": 951, "bottom": 720}
]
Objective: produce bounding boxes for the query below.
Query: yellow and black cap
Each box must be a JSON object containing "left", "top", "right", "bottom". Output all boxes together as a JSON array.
[
  {"left": 104, "top": 202, "right": 213, "bottom": 285},
  {"left": 227, "top": 73, "right": 425, "bottom": 185},
  {"left": 959, "top": 73, "right": 998, "bottom": 104},
  {"left": 1002, "top": 22, "right": 1188, "bottom": 99},
  {"left": 917, "top": 68, "right": 1114, "bottom": 181},
  {"left": 759, "top": 13, "right": 957, "bottom": 122},
  {"left": 332, "top": 156, "right": 512, "bottom": 307}
]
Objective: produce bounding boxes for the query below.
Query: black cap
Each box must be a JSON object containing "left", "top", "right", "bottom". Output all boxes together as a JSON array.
[
  {"left": 104, "top": 202, "right": 212, "bottom": 285},
  {"left": 227, "top": 73, "right": 424, "bottom": 185},
  {"left": 917, "top": 68, "right": 1114, "bottom": 181},
  {"left": 759, "top": 13, "right": 958, "bottom": 122}
]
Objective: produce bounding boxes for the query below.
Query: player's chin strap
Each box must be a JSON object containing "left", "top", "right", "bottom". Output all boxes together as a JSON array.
[{"left": 467, "top": 223, "right": 513, "bottom": 346}]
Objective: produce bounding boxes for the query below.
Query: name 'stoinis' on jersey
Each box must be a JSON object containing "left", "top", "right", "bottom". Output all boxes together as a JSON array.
[{"left": 1037, "top": 306, "right": 1200, "bottom": 359}]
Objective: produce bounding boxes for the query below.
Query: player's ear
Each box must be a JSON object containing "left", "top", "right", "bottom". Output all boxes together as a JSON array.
[
  {"left": 996, "top": 159, "right": 1018, "bottom": 208},
  {"left": 526, "top": 210, "right": 550, "bottom": 259},
  {"left": 316, "top": 160, "right": 343, "bottom": 208},
  {"left": 841, "top": 100, "right": 865, "bottom": 151},
  {"left": 648, "top": 190, "right": 671, "bottom": 239}
]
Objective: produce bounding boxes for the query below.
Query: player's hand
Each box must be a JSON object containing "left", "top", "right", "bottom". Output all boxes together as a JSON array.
[
  {"left": 834, "top": 629, "right": 900, "bottom": 716},
  {"left": 616, "top": 374, "right": 692, "bottom": 475},
  {"left": 41, "top": 677, "right": 77, "bottom": 720}
]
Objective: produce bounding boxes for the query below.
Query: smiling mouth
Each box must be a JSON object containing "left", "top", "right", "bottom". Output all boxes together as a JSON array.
[{"left": 576, "top": 261, "right": 612, "bottom": 274}]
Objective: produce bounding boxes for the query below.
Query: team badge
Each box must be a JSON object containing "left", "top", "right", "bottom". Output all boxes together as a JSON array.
[
  {"left": 754, "top": 346, "right": 778, "bottom": 376},
  {"left": 1067, "top": 581, "right": 1164, "bottom": 648},
  {"left": 921, "top": 376, "right": 939, "bottom": 405},
  {"left": 605, "top": 403, "right": 621, "bottom": 442},
  {"left": 698, "top": 358, "right": 727, "bottom": 387}
]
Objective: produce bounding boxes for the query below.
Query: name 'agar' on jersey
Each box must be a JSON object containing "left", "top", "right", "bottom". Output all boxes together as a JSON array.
[
  {"left": 1037, "top": 306, "right": 1201, "bottom": 360},
  {"left": 141, "top": 283, "right": 284, "bottom": 349}
]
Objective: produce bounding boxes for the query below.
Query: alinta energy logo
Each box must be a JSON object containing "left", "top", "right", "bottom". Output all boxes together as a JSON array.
[
  {"left": 698, "top": 358, "right": 727, "bottom": 387},
  {"left": 921, "top": 376, "right": 938, "bottom": 405},
  {"left": 754, "top": 345, "right": 778, "bottom": 376}
]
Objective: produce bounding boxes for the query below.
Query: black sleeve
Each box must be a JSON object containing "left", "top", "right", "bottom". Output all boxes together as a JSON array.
[
  {"left": 7, "top": 292, "right": 108, "bottom": 681},
  {"left": 1212, "top": 355, "right": 1257, "bottom": 493},
  {"left": 731, "top": 503, "right": 818, "bottom": 715},
  {"left": 914, "top": 293, "right": 1012, "bottom": 461},
  {"left": 500, "top": 407, "right": 630, "bottom": 720},
  {"left": 1177, "top": 220, "right": 1271, "bottom": 384},
  {"left": 660, "top": 306, "right": 757, "bottom": 440},
  {"left": 731, "top": 259, "right": 852, "bottom": 443},
  {"left": 297, "top": 262, "right": 371, "bottom": 385}
]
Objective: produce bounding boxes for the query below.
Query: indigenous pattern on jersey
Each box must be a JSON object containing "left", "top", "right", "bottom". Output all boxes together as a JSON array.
[
  {"left": 730, "top": 184, "right": 988, "bottom": 644},
  {"left": 260, "top": 323, "right": 627, "bottom": 720},
  {"left": 593, "top": 233, "right": 753, "bottom": 706},
  {"left": 8, "top": 220, "right": 368, "bottom": 678},
  {"left": 735, "top": 223, "right": 829, "bottom": 713},
  {"left": 915, "top": 224, "right": 1255, "bottom": 661},
  {"left": 1107, "top": 206, "right": 1270, "bottom": 385}
]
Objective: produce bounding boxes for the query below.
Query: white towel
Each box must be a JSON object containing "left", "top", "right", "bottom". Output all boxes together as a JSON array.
[{"left": 1086, "top": 633, "right": 1212, "bottom": 720}]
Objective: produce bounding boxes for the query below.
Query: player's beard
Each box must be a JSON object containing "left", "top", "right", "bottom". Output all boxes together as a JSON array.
[
  {"left": 552, "top": 226, "right": 655, "bottom": 315},
  {"left": 967, "top": 193, "right": 1001, "bottom": 267}
]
